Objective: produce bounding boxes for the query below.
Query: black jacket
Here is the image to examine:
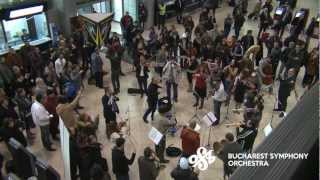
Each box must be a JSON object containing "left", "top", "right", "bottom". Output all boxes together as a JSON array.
[
  {"left": 171, "top": 167, "right": 198, "bottom": 180},
  {"left": 147, "top": 83, "right": 161, "bottom": 104},
  {"left": 112, "top": 148, "right": 136, "bottom": 176},
  {"left": 175, "top": 0, "right": 184, "bottom": 11},
  {"left": 135, "top": 64, "right": 149, "bottom": 78},
  {"left": 241, "top": 35, "right": 255, "bottom": 52},
  {"left": 102, "top": 95, "right": 119, "bottom": 123},
  {"left": 0, "top": 125, "right": 27, "bottom": 147}
]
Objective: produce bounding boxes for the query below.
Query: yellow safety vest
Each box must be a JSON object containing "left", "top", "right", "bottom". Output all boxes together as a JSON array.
[{"left": 159, "top": 4, "right": 166, "bottom": 16}]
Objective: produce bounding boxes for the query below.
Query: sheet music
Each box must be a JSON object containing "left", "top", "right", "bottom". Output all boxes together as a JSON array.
[
  {"left": 148, "top": 127, "right": 163, "bottom": 145},
  {"left": 202, "top": 112, "right": 217, "bottom": 127},
  {"left": 264, "top": 123, "right": 273, "bottom": 136}
]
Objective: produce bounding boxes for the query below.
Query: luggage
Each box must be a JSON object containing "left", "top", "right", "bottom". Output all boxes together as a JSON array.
[
  {"left": 127, "top": 88, "right": 143, "bottom": 95},
  {"left": 166, "top": 145, "right": 182, "bottom": 157}
]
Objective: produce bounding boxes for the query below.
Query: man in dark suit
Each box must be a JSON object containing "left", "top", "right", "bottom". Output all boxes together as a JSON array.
[
  {"left": 240, "top": 30, "right": 255, "bottom": 52},
  {"left": 112, "top": 138, "right": 136, "bottom": 180},
  {"left": 175, "top": 0, "right": 184, "bottom": 24}
]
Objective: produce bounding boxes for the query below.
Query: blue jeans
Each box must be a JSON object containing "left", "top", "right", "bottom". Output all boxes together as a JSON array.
[
  {"left": 166, "top": 82, "right": 178, "bottom": 102},
  {"left": 116, "top": 174, "right": 129, "bottom": 180}
]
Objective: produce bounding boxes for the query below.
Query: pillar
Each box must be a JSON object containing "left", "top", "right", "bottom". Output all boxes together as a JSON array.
[
  {"left": 47, "top": 0, "right": 77, "bottom": 36},
  {"left": 142, "top": 0, "right": 155, "bottom": 29}
]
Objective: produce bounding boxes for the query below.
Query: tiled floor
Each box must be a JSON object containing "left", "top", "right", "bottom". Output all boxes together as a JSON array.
[{"left": 0, "top": 0, "right": 318, "bottom": 180}]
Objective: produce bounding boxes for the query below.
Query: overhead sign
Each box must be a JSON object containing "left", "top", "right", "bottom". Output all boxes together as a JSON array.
[{"left": 9, "top": 4, "right": 44, "bottom": 18}]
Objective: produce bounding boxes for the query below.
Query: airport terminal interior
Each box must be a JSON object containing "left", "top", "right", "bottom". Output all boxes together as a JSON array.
[{"left": 0, "top": 0, "right": 318, "bottom": 180}]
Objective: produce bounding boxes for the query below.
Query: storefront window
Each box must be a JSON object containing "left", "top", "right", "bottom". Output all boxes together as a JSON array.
[
  {"left": 2, "top": 12, "right": 49, "bottom": 48},
  {"left": 0, "top": 24, "right": 7, "bottom": 51},
  {"left": 78, "top": 0, "right": 111, "bottom": 15},
  {"left": 123, "top": 0, "right": 137, "bottom": 22},
  {"left": 112, "top": 0, "right": 123, "bottom": 22}
]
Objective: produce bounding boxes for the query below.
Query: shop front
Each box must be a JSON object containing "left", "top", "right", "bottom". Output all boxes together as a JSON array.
[
  {"left": 76, "top": 0, "right": 138, "bottom": 22},
  {"left": 0, "top": 1, "right": 51, "bottom": 55}
]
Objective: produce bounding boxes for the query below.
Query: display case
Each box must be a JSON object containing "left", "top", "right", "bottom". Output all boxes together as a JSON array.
[{"left": 0, "top": 1, "right": 51, "bottom": 55}]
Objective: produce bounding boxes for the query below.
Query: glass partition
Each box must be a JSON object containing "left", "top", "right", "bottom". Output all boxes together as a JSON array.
[
  {"left": 77, "top": 0, "right": 111, "bottom": 15},
  {"left": 2, "top": 12, "right": 49, "bottom": 48},
  {"left": 0, "top": 24, "right": 6, "bottom": 52}
]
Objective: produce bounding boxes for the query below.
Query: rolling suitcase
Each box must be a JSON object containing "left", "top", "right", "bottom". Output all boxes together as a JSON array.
[{"left": 127, "top": 88, "right": 143, "bottom": 95}]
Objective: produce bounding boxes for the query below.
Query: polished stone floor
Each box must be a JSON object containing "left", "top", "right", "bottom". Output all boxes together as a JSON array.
[{"left": 0, "top": 0, "right": 318, "bottom": 180}]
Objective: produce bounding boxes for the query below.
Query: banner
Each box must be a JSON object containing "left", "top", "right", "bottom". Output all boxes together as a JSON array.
[{"left": 59, "top": 118, "right": 71, "bottom": 180}]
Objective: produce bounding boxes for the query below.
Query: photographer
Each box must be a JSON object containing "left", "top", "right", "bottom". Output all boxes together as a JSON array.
[
  {"left": 138, "top": 147, "right": 160, "bottom": 180},
  {"left": 102, "top": 87, "right": 120, "bottom": 139},
  {"left": 163, "top": 58, "right": 181, "bottom": 103}
]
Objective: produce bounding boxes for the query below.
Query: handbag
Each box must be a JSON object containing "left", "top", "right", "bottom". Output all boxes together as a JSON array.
[{"left": 166, "top": 145, "right": 182, "bottom": 157}]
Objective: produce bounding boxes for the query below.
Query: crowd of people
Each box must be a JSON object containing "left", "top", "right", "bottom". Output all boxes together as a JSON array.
[{"left": 0, "top": 0, "right": 318, "bottom": 179}]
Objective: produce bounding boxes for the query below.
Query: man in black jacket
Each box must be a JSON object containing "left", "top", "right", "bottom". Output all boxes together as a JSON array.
[
  {"left": 138, "top": 147, "right": 160, "bottom": 180},
  {"left": 112, "top": 138, "right": 136, "bottom": 180},
  {"left": 218, "top": 133, "right": 242, "bottom": 178},
  {"left": 143, "top": 77, "right": 161, "bottom": 123},
  {"left": 240, "top": 30, "right": 254, "bottom": 52},
  {"left": 236, "top": 120, "right": 258, "bottom": 152},
  {"left": 175, "top": 0, "right": 184, "bottom": 24}
]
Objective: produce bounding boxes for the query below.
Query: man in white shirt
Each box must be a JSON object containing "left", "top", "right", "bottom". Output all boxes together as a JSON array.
[
  {"left": 211, "top": 77, "right": 227, "bottom": 125},
  {"left": 55, "top": 54, "right": 66, "bottom": 78},
  {"left": 31, "top": 94, "right": 56, "bottom": 151}
]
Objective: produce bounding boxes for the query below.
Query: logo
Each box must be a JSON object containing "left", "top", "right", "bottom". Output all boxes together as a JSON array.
[{"left": 188, "top": 147, "right": 216, "bottom": 171}]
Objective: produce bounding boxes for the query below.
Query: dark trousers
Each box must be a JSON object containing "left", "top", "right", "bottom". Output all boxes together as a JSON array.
[
  {"left": 213, "top": 100, "right": 222, "bottom": 124},
  {"left": 176, "top": 11, "right": 183, "bottom": 23},
  {"left": 166, "top": 82, "right": 178, "bottom": 102},
  {"left": 71, "top": 162, "right": 78, "bottom": 180},
  {"left": 194, "top": 93, "right": 204, "bottom": 107},
  {"left": 95, "top": 72, "right": 103, "bottom": 88},
  {"left": 143, "top": 100, "right": 157, "bottom": 121},
  {"left": 112, "top": 72, "right": 120, "bottom": 92},
  {"left": 257, "top": 25, "right": 268, "bottom": 39},
  {"left": 272, "top": 63, "right": 278, "bottom": 80},
  {"left": 158, "top": 15, "right": 166, "bottom": 29},
  {"left": 234, "top": 25, "right": 242, "bottom": 39},
  {"left": 116, "top": 174, "right": 129, "bottom": 180},
  {"left": 155, "top": 135, "right": 166, "bottom": 161},
  {"left": 155, "top": 66, "right": 164, "bottom": 77},
  {"left": 224, "top": 25, "right": 231, "bottom": 37},
  {"left": 137, "top": 76, "right": 148, "bottom": 95},
  {"left": 187, "top": 72, "right": 193, "bottom": 84},
  {"left": 40, "top": 125, "right": 52, "bottom": 149},
  {"left": 278, "top": 85, "right": 289, "bottom": 111},
  {"left": 49, "top": 117, "right": 59, "bottom": 138}
]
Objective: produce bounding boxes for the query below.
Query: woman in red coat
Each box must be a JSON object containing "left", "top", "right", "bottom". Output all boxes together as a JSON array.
[{"left": 193, "top": 64, "right": 209, "bottom": 109}]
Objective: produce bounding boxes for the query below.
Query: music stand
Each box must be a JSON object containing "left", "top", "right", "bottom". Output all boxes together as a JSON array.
[{"left": 188, "top": 91, "right": 203, "bottom": 123}]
